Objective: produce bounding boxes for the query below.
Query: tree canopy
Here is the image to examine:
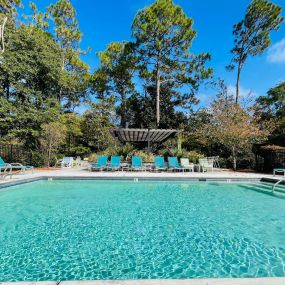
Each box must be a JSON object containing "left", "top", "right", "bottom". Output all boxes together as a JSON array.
[
  {"left": 228, "top": 0, "right": 284, "bottom": 103},
  {"left": 132, "top": 0, "right": 212, "bottom": 127},
  {"left": 0, "top": 0, "right": 284, "bottom": 170}
]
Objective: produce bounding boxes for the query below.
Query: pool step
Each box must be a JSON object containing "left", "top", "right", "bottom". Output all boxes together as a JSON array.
[{"left": 249, "top": 182, "right": 285, "bottom": 195}]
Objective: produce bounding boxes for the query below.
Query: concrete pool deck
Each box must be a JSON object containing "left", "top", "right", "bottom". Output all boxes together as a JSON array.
[
  {"left": 0, "top": 168, "right": 284, "bottom": 285},
  {"left": 0, "top": 167, "right": 282, "bottom": 185}
]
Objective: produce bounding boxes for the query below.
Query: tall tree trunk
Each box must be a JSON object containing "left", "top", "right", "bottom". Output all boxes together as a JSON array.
[
  {"left": 0, "top": 17, "right": 7, "bottom": 53},
  {"left": 156, "top": 68, "right": 160, "bottom": 128},
  {"left": 5, "top": 77, "right": 9, "bottom": 99},
  {"left": 232, "top": 146, "right": 237, "bottom": 171},
  {"left": 121, "top": 90, "right": 126, "bottom": 128},
  {"left": 58, "top": 53, "right": 65, "bottom": 102},
  {"left": 235, "top": 64, "right": 241, "bottom": 104},
  {"left": 47, "top": 142, "right": 52, "bottom": 168}
]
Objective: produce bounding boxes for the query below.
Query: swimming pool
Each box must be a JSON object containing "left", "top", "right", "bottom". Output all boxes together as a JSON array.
[{"left": 0, "top": 179, "right": 284, "bottom": 281}]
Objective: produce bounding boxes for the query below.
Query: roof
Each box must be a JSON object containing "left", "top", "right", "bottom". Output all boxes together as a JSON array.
[
  {"left": 110, "top": 128, "right": 181, "bottom": 143},
  {"left": 259, "top": 144, "right": 285, "bottom": 151}
]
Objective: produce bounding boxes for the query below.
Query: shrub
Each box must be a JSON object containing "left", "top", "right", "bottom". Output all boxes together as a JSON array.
[
  {"left": 30, "top": 151, "right": 45, "bottom": 167},
  {"left": 114, "top": 143, "right": 135, "bottom": 160},
  {"left": 88, "top": 153, "right": 98, "bottom": 162},
  {"left": 158, "top": 148, "right": 204, "bottom": 163},
  {"left": 130, "top": 150, "right": 154, "bottom": 162}
]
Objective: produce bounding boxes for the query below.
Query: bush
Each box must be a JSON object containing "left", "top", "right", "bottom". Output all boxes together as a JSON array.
[
  {"left": 88, "top": 153, "right": 98, "bottom": 162},
  {"left": 158, "top": 148, "right": 204, "bottom": 163},
  {"left": 114, "top": 143, "right": 135, "bottom": 160},
  {"left": 68, "top": 145, "right": 91, "bottom": 157},
  {"left": 30, "top": 151, "right": 45, "bottom": 167},
  {"left": 184, "top": 151, "right": 205, "bottom": 164},
  {"left": 130, "top": 150, "right": 154, "bottom": 162}
]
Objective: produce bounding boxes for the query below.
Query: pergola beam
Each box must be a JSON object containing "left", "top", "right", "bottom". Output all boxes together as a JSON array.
[{"left": 110, "top": 128, "right": 181, "bottom": 144}]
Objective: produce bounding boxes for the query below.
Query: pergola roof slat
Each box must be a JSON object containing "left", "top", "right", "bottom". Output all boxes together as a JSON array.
[{"left": 110, "top": 128, "right": 181, "bottom": 144}]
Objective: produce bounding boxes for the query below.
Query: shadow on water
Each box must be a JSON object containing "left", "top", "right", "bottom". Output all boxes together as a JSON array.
[{"left": 239, "top": 184, "right": 285, "bottom": 200}]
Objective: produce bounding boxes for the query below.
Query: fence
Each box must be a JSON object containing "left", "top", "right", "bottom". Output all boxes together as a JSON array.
[
  {"left": 0, "top": 144, "right": 32, "bottom": 165},
  {"left": 253, "top": 144, "right": 285, "bottom": 173}
]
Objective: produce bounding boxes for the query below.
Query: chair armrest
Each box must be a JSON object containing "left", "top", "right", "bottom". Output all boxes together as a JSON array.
[{"left": 10, "top": 163, "right": 24, "bottom": 167}]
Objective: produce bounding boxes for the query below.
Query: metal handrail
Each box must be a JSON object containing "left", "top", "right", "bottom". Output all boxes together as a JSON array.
[{"left": 272, "top": 179, "right": 285, "bottom": 193}]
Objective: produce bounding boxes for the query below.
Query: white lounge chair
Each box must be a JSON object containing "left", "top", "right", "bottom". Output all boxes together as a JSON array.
[
  {"left": 58, "top": 157, "right": 74, "bottom": 168},
  {"left": 75, "top": 156, "right": 82, "bottom": 167},
  {"left": 180, "top": 158, "right": 194, "bottom": 172},
  {"left": 0, "top": 164, "right": 12, "bottom": 180},
  {"left": 199, "top": 158, "right": 214, "bottom": 172}
]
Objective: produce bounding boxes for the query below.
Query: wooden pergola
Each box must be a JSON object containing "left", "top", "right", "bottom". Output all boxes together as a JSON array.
[{"left": 110, "top": 128, "right": 181, "bottom": 150}]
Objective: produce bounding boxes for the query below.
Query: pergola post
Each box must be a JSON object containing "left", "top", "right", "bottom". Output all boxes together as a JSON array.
[
  {"left": 177, "top": 133, "right": 182, "bottom": 151},
  {"left": 147, "top": 129, "right": 151, "bottom": 152}
]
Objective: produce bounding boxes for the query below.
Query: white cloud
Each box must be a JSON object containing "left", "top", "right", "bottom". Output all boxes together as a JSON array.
[
  {"left": 228, "top": 85, "right": 259, "bottom": 98},
  {"left": 267, "top": 38, "right": 285, "bottom": 63},
  {"left": 228, "top": 85, "right": 259, "bottom": 106}
]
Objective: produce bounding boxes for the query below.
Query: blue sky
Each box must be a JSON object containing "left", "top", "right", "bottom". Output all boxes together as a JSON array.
[{"left": 21, "top": 0, "right": 285, "bottom": 107}]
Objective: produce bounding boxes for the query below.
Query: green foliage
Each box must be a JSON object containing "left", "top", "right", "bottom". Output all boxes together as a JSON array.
[
  {"left": 132, "top": 0, "right": 212, "bottom": 127},
  {"left": 0, "top": 0, "right": 22, "bottom": 15},
  {"left": 158, "top": 148, "right": 204, "bottom": 163},
  {"left": 40, "top": 121, "right": 67, "bottom": 167},
  {"left": 48, "top": 0, "right": 89, "bottom": 110},
  {"left": 81, "top": 99, "right": 116, "bottom": 151},
  {"left": 254, "top": 82, "right": 285, "bottom": 144},
  {"left": 30, "top": 151, "right": 45, "bottom": 167},
  {"left": 228, "top": 0, "right": 284, "bottom": 103},
  {"left": 94, "top": 41, "right": 137, "bottom": 127},
  {"left": 113, "top": 143, "right": 135, "bottom": 160},
  {"left": 130, "top": 150, "right": 154, "bottom": 162},
  {"left": 195, "top": 93, "right": 270, "bottom": 170}
]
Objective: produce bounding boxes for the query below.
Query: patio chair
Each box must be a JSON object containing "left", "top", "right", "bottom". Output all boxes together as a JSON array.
[
  {"left": 154, "top": 156, "right": 167, "bottom": 171},
  {"left": 131, "top": 156, "right": 144, "bottom": 171},
  {"left": 168, "top": 157, "right": 184, "bottom": 172},
  {"left": 273, "top": 168, "right": 285, "bottom": 177},
  {"left": 0, "top": 159, "right": 12, "bottom": 180},
  {"left": 0, "top": 156, "right": 34, "bottom": 174},
  {"left": 180, "top": 158, "right": 194, "bottom": 172},
  {"left": 75, "top": 156, "right": 82, "bottom": 167},
  {"left": 90, "top": 156, "right": 108, "bottom": 171},
  {"left": 108, "top": 156, "right": 121, "bottom": 171},
  {"left": 199, "top": 158, "right": 214, "bottom": 172},
  {"left": 61, "top": 157, "right": 74, "bottom": 168}
]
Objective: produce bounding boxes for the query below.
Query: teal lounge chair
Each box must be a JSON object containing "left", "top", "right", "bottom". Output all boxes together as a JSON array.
[
  {"left": 168, "top": 157, "right": 184, "bottom": 172},
  {"left": 108, "top": 156, "right": 121, "bottom": 171},
  {"left": 91, "top": 156, "right": 108, "bottom": 171},
  {"left": 0, "top": 157, "right": 33, "bottom": 174},
  {"left": 131, "top": 156, "right": 144, "bottom": 171},
  {"left": 154, "top": 156, "right": 167, "bottom": 171}
]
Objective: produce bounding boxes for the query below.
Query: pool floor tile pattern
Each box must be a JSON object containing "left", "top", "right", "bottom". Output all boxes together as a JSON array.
[{"left": 1, "top": 278, "right": 285, "bottom": 285}]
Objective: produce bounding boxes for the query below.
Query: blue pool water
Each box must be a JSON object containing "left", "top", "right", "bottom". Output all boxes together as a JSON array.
[{"left": 0, "top": 180, "right": 284, "bottom": 281}]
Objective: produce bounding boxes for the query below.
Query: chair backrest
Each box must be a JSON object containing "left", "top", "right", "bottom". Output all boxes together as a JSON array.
[
  {"left": 168, "top": 157, "right": 179, "bottom": 168},
  {"left": 207, "top": 158, "right": 214, "bottom": 167},
  {"left": 199, "top": 158, "right": 207, "bottom": 166},
  {"left": 0, "top": 157, "right": 6, "bottom": 167},
  {"left": 63, "top": 157, "right": 73, "bottom": 164},
  {"left": 132, "top": 156, "right": 143, "bottom": 167},
  {"left": 110, "top": 156, "right": 121, "bottom": 166},
  {"left": 180, "top": 158, "right": 190, "bottom": 167},
  {"left": 199, "top": 158, "right": 213, "bottom": 167},
  {"left": 154, "top": 156, "right": 165, "bottom": 168},
  {"left": 97, "top": 156, "right": 108, "bottom": 166}
]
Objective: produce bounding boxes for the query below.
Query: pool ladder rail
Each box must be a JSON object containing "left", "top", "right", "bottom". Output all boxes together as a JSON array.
[{"left": 272, "top": 179, "right": 285, "bottom": 193}]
